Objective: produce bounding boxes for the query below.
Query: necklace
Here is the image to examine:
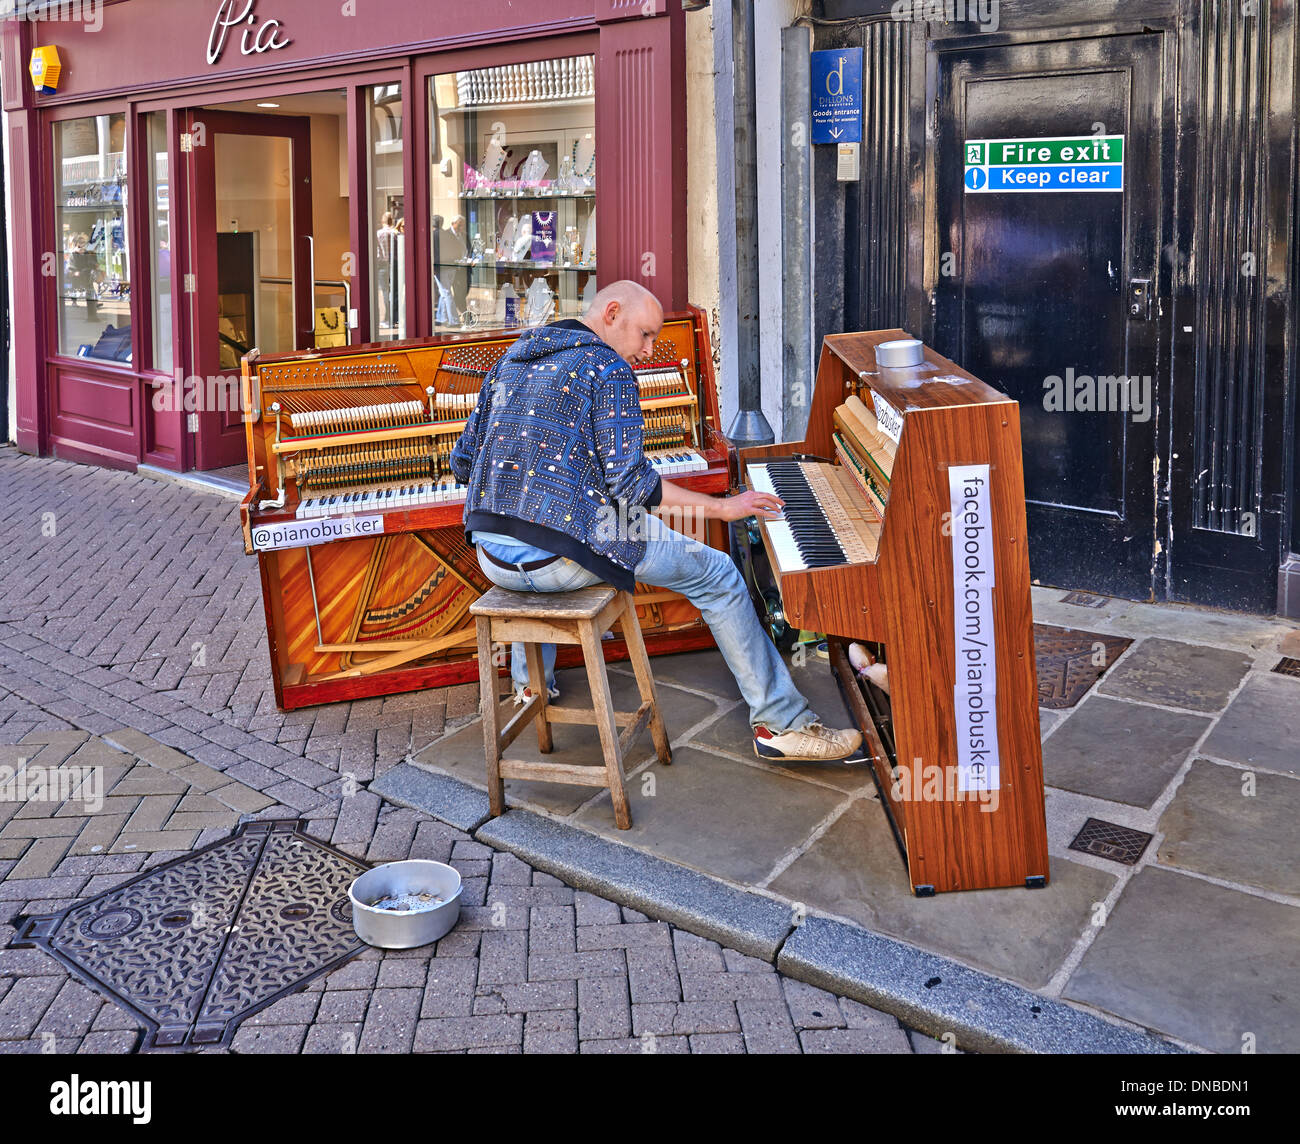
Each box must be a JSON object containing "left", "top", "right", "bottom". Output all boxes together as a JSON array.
[
  {"left": 570, "top": 139, "right": 595, "bottom": 177},
  {"left": 534, "top": 211, "right": 555, "bottom": 225},
  {"left": 319, "top": 309, "right": 339, "bottom": 330}
]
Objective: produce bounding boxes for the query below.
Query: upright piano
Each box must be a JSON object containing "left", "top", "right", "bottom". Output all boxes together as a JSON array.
[
  {"left": 239, "top": 306, "right": 733, "bottom": 710},
  {"left": 740, "top": 331, "right": 1049, "bottom": 895}
]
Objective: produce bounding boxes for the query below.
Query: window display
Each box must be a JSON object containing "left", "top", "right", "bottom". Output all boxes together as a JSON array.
[
  {"left": 430, "top": 54, "right": 596, "bottom": 332},
  {"left": 55, "top": 114, "right": 132, "bottom": 361}
]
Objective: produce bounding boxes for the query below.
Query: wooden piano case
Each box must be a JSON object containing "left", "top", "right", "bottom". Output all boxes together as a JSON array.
[
  {"left": 239, "top": 306, "right": 732, "bottom": 710},
  {"left": 742, "top": 331, "right": 1049, "bottom": 894}
]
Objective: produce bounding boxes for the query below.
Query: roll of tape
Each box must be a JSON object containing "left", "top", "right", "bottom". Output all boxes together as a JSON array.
[{"left": 876, "top": 338, "right": 924, "bottom": 368}]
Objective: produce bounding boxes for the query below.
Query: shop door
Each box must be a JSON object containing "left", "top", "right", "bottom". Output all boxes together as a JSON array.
[
  {"left": 185, "top": 110, "right": 313, "bottom": 471},
  {"left": 931, "top": 35, "right": 1167, "bottom": 600}
]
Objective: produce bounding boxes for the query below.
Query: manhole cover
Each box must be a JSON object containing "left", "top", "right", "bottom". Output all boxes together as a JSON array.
[
  {"left": 1272, "top": 657, "right": 1300, "bottom": 678},
  {"left": 1060, "top": 591, "right": 1109, "bottom": 608},
  {"left": 8, "top": 820, "right": 368, "bottom": 1050},
  {"left": 1068, "top": 818, "right": 1153, "bottom": 865},
  {"left": 1034, "top": 625, "right": 1132, "bottom": 708}
]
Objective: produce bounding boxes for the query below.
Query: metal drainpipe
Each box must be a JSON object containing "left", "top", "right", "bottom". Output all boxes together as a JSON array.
[{"left": 725, "top": 0, "right": 775, "bottom": 448}]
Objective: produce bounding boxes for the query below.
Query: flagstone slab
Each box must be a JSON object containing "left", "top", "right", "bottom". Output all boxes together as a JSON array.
[
  {"left": 1096, "top": 637, "right": 1251, "bottom": 712},
  {"left": 611, "top": 649, "right": 741, "bottom": 701},
  {"left": 1065, "top": 866, "right": 1300, "bottom": 1054},
  {"left": 1198, "top": 674, "right": 1300, "bottom": 775},
  {"left": 413, "top": 670, "right": 719, "bottom": 817},
  {"left": 1156, "top": 759, "right": 1300, "bottom": 896},
  {"left": 574, "top": 746, "right": 848, "bottom": 885},
  {"left": 1041, "top": 697, "right": 1209, "bottom": 807},
  {"left": 769, "top": 799, "right": 1113, "bottom": 989}
]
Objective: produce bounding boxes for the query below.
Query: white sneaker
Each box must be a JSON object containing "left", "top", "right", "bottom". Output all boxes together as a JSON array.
[
  {"left": 512, "top": 682, "right": 560, "bottom": 706},
  {"left": 754, "top": 721, "right": 864, "bottom": 762}
]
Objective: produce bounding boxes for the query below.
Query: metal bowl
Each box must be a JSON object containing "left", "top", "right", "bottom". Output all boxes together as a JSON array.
[
  {"left": 348, "top": 860, "right": 463, "bottom": 949},
  {"left": 875, "top": 338, "right": 924, "bottom": 368}
]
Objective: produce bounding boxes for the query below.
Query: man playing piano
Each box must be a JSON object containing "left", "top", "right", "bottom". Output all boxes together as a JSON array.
[{"left": 450, "top": 281, "right": 863, "bottom": 761}]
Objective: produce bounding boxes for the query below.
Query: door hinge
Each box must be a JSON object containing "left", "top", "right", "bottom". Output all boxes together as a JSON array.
[
  {"left": 187, "top": 412, "right": 199, "bottom": 434},
  {"left": 184, "top": 274, "right": 197, "bottom": 294},
  {"left": 180, "top": 133, "right": 195, "bottom": 153}
]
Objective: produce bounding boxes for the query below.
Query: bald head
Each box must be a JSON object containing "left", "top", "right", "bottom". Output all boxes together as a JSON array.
[{"left": 581, "top": 280, "right": 664, "bottom": 364}]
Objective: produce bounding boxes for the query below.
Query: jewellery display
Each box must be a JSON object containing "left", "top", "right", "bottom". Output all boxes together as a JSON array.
[
  {"left": 524, "top": 276, "right": 556, "bottom": 326},
  {"left": 436, "top": 53, "right": 596, "bottom": 333},
  {"left": 531, "top": 211, "right": 557, "bottom": 262}
]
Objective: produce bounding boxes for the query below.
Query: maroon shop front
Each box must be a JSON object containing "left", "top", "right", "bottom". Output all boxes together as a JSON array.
[{"left": 2, "top": 0, "right": 687, "bottom": 475}]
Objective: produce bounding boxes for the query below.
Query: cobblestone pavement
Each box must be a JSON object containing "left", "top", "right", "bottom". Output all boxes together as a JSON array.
[{"left": 0, "top": 449, "right": 936, "bottom": 1054}]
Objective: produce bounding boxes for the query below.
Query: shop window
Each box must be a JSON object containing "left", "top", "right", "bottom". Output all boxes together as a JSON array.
[
  {"left": 429, "top": 55, "right": 597, "bottom": 333},
  {"left": 368, "top": 83, "right": 405, "bottom": 341},
  {"left": 147, "top": 114, "right": 172, "bottom": 374},
  {"left": 55, "top": 113, "right": 131, "bottom": 362}
]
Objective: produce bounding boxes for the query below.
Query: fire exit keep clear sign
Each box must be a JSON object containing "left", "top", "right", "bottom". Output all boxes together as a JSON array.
[{"left": 964, "top": 135, "right": 1124, "bottom": 193}]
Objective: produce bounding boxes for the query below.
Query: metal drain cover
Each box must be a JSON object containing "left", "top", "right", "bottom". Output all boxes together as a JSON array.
[
  {"left": 1060, "top": 591, "right": 1109, "bottom": 609},
  {"left": 1035, "top": 625, "right": 1132, "bottom": 709},
  {"left": 8, "top": 820, "right": 368, "bottom": 1050},
  {"left": 1068, "top": 818, "right": 1153, "bottom": 865},
  {"left": 1272, "top": 657, "right": 1300, "bottom": 678}
]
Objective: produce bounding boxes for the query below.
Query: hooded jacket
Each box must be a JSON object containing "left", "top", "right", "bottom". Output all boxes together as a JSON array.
[{"left": 450, "top": 323, "right": 663, "bottom": 592}]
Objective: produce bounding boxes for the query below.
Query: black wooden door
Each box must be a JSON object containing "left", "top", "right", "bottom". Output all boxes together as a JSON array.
[{"left": 930, "top": 34, "right": 1167, "bottom": 600}]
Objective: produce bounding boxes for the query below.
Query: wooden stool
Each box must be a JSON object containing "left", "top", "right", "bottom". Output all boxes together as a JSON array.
[{"left": 470, "top": 586, "right": 672, "bottom": 830}]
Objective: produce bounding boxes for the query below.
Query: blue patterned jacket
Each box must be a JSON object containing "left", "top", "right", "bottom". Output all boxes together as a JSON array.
[{"left": 450, "top": 323, "right": 663, "bottom": 592}]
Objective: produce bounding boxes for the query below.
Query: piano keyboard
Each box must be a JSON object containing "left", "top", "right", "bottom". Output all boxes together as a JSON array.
[
  {"left": 747, "top": 461, "right": 875, "bottom": 570},
  {"left": 295, "top": 479, "right": 467, "bottom": 519},
  {"left": 648, "top": 447, "right": 709, "bottom": 476}
]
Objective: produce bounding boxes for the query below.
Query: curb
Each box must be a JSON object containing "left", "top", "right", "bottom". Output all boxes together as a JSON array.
[{"left": 374, "top": 760, "right": 1184, "bottom": 1054}]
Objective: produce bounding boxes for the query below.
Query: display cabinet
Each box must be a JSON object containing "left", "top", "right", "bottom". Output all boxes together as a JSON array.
[{"left": 429, "top": 54, "right": 597, "bottom": 333}]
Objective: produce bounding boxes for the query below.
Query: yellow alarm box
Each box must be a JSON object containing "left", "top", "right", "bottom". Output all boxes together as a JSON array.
[{"left": 30, "top": 46, "right": 63, "bottom": 95}]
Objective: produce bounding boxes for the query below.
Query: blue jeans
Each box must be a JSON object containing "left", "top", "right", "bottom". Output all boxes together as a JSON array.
[{"left": 475, "top": 514, "right": 816, "bottom": 733}]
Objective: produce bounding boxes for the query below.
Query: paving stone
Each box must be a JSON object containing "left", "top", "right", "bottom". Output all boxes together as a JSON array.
[
  {"left": 107, "top": 770, "right": 190, "bottom": 797},
  {"left": 230, "top": 1023, "right": 308, "bottom": 1053},
  {"left": 626, "top": 948, "right": 682, "bottom": 1003},
  {"left": 77, "top": 1030, "right": 141, "bottom": 1053},
  {"left": 422, "top": 958, "right": 477, "bottom": 1018},
  {"left": 690, "top": 1032, "right": 746, "bottom": 1053},
  {"left": 109, "top": 829, "right": 199, "bottom": 854},
  {"left": 497, "top": 980, "right": 577, "bottom": 1013},
  {"left": 527, "top": 950, "right": 627, "bottom": 982},
  {"left": 672, "top": 930, "right": 727, "bottom": 973},
  {"left": 324, "top": 960, "right": 379, "bottom": 990},
  {"left": 8, "top": 836, "right": 73, "bottom": 879},
  {"left": 736, "top": 999, "right": 801, "bottom": 1054},
  {"left": 680, "top": 971, "right": 783, "bottom": 1003},
  {"left": 1156, "top": 759, "right": 1300, "bottom": 895},
  {"left": 800, "top": 1026, "right": 911, "bottom": 1053},
  {"left": 302, "top": 1022, "right": 363, "bottom": 1054},
  {"left": 101, "top": 728, "right": 193, "bottom": 771},
  {"left": 523, "top": 1008, "right": 577, "bottom": 1053},
  {"left": 1097, "top": 638, "right": 1252, "bottom": 712},
  {"left": 0, "top": 977, "right": 63, "bottom": 1039},
  {"left": 1041, "top": 696, "right": 1210, "bottom": 807},
  {"left": 90, "top": 1003, "right": 142, "bottom": 1032},
  {"left": 414, "top": 1014, "right": 523, "bottom": 1052},
  {"left": 358, "top": 988, "right": 422, "bottom": 1053},
  {"left": 577, "top": 975, "right": 631, "bottom": 1040},
  {"left": 770, "top": 800, "right": 1115, "bottom": 988},
  {"left": 478, "top": 930, "right": 527, "bottom": 986},
  {"left": 377, "top": 959, "right": 429, "bottom": 989},
  {"left": 1199, "top": 674, "right": 1300, "bottom": 775},
  {"left": 124, "top": 794, "right": 181, "bottom": 832},
  {"left": 782, "top": 978, "right": 848, "bottom": 1029},
  {"left": 1066, "top": 867, "right": 1300, "bottom": 1054},
  {"left": 209, "top": 783, "right": 276, "bottom": 814},
  {"left": 316, "top": 990, "right": 369, "bottom": 1023},
  {"left": 580, "top": 1034, "right": 687, "bottom": 1054},
  {"left": 577, "top": 921, "right": 673, "bottom": 952},
  {"left": 574, "top": 889, "right": 622, "bottom": 926},
  {"left": 34, "top": 980, "right": 103, "bottom": 1037},
  {"left": 67, "top": 813, "right": 130, "bottom": 855},
  {"left": 527, "top": 905, "right": 576, "bottom": 953}
]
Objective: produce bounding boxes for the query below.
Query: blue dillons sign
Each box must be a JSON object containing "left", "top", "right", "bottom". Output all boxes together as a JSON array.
[{"left": 811, "top": 48, "right": 863, "bottom": 144}]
